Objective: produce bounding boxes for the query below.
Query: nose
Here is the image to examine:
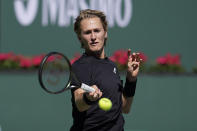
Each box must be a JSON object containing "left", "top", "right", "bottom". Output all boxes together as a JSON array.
[{"left": 91, "top": 32, "right": 96, "bottom": 41}]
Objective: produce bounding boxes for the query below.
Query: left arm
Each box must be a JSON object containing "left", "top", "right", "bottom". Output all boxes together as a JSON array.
[
  {"left": 122, "top": 49, "right": 141, "bottom": 114},
  {"left": 122, "top": 94, "right": 134, "bottom": 114}
]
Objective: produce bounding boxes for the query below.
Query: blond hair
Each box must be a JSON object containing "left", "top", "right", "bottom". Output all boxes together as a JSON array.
[{"left": 74, "top": 9, "right": 108, "bottom": 36}]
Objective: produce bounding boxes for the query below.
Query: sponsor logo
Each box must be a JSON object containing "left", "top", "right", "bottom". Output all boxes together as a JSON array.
[
  {"left": 113, "top": 67, "right": 117, "bottom": 74},
  {"left": 14, "top": 0, "right": 133, "bottom": 28}
]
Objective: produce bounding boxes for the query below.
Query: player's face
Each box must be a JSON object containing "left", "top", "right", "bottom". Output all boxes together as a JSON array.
[{"left": 79, "top": 17, "right": 107, "bottom": 56}]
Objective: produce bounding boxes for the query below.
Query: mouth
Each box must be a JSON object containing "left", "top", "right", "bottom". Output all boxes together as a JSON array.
[{"left": 90, "top": 42, "right": 99, "bottom": 46}]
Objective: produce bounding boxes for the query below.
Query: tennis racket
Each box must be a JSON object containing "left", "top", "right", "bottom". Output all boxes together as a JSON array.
[{"left": 38, "top": 52, "right": 95, "bottom": 94}]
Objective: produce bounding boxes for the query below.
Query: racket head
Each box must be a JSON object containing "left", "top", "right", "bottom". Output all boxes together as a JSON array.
[{"left": 38, "top": 52, "right": 72, "bottom": 94}]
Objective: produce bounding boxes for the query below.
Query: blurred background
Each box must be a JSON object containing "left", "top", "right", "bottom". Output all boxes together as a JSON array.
[{"left": 0, "top": 0, "right": 197, "bottom": 131}]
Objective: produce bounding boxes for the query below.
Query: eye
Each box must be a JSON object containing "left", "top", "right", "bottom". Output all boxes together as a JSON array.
[
  {"left": 94, "top": 29, "right": 100, "bottom": 33},
  {"left": 84, "top": 30, "right": 91, "bottom": 34}
]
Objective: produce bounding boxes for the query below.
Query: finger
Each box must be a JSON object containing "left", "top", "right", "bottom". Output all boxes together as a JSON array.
[
  {"left": 127, "top": 49, "right": 131, "bottom": 57},
  {"left": 89, "top": 92, "right": 94, "bottom": 96},
  {"left": 128, "top": 61, "right": 139, "bottom": 67},
  {"left": 92, "top": 85, "right": 98, "bottom": 93},
  {"left": 136, "top": 53, "right": 140, "bottom": 62},
  {"left": 131, "top": 62, "right": 140, "bottom": 69},
  {"left": 132, "top": 53, "right": 136, "bottom": 61},
  {"left": 95, "top": 89, "right": 100, "bottom": 96},
  {"left": 91, "top": 85, "right": 102, "bottom": 99},
  {"left": 131, "top": 61, "right": 140, "bottom": 66},
  {"left": 93, "top": 93, "right": 98, "bottom": 98},
  {"left": 132, "top": 64, "right": 139, "bottom": 68},
  {"left": 99, "top": 91, "right": 102, "bottom": 98},
  {"left": 94, "top": 88, "right": 100, "bottom": 97},
  {"left": 140, "top": 59, "right": 143, "bottom": 63},
  {"left": 98, "top": 89, "right": 102, "bottom": 98}
]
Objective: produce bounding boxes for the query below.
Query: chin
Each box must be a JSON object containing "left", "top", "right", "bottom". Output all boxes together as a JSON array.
[{"left": 90, "top": 48, "right": 102, "bottom": 52}]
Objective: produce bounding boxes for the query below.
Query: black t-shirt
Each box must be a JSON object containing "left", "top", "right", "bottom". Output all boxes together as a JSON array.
[{"left": 70, "top": 53, "right": 125, "bottom": 131}]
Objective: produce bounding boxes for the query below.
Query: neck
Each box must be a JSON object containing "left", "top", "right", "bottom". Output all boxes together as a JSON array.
[{"left": 85, "top": 48, "right": 105, "bottom": 59}]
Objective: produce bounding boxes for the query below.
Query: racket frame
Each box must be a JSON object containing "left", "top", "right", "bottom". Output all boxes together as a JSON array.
[{"left": 38, "top": 52, "right": 72, "bottom": 94}]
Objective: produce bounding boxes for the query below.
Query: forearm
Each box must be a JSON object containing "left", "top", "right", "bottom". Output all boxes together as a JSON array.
[
  {"left": 74, "top": 88, "right": 90, "bottom": 112},
  {"left": 122, "top": 95, "right": 134, "bottom": 114},
  {"left": 121, "top": 78, "right": 137, "bottom": 114},
  {"left": 74, "top": 85, "right": 101, "bottom": 112}
]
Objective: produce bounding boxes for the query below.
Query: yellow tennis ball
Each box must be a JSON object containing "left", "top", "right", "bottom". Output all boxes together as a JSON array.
[{"left": 98, "top": 98, "right": 112, "bottom": 111}]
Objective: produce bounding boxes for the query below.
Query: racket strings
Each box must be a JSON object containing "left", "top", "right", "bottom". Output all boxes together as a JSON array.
[{"left": 41, "top": 54, "right": 71, "bottom": 93}]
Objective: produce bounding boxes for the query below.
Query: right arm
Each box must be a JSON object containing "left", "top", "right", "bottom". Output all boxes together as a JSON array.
[{"left": 74, "top": 85, "right": 102, "bottom": 112}]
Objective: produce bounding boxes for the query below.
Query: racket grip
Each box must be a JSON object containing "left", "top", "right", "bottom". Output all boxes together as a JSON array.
[{"left": 81, "top": 83, "right": 95, "bottom": 93}]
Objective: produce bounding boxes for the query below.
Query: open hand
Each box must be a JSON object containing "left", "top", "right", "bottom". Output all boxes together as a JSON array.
[{"left": 127, "top": 49, "right": 142, "bottom": 81}]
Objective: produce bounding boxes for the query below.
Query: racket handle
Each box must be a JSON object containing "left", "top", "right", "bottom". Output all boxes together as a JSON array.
[{"left": 81, "top": 83, "right": 95, "bottom": 93}]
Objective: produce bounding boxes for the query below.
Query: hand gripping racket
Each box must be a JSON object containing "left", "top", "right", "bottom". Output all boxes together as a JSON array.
[{"left": 38, "top": 52, "right": 95, "bottom": 94}]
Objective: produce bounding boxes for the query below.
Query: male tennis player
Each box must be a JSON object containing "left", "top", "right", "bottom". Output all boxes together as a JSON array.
[{"left": 70, "top": 9, "right": 141, "bottom": 131}]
